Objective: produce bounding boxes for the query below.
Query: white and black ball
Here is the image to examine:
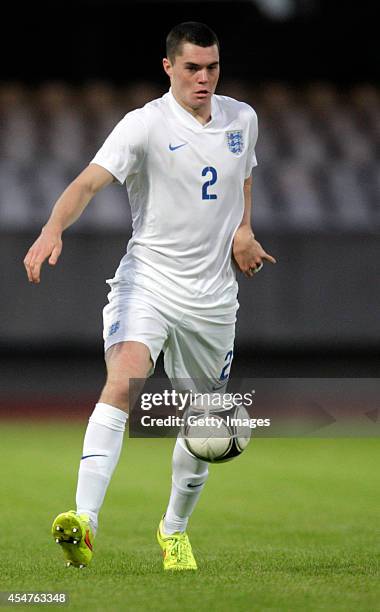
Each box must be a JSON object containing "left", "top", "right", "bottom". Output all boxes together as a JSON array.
[{"left": 182, "top": 397, "right": 251, "bottom": 463}]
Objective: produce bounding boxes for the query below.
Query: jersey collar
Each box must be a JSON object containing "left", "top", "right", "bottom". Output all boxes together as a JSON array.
[{"left": 167, "top": 88, "right": 220, "bottom": 131}]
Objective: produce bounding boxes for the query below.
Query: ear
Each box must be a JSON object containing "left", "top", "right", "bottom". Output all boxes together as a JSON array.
[{"left": 162, "top": 57, "right": 172, "bottom": 78}]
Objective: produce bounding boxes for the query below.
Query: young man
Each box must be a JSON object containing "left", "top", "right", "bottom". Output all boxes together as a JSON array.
[{"left": 24, "top": 22, "right": 276, "bottom": 571}]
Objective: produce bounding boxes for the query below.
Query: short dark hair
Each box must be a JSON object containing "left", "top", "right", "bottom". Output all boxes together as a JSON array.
[{"left": 166, "top": 22, "right": 220, "bottom": 63}]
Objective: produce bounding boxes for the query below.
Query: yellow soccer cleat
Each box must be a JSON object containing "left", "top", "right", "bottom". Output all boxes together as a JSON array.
[
  {"left": 52, "top": 510, "right": 94, "bottom": 568},
  {"left": 157, "top": 517, "right": 197, "bottom": 571}
]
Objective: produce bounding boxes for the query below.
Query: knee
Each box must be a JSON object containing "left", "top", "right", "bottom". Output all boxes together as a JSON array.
[
  {"left": 100, "top": 376, "right": 131, "bottom": 410},
  {"left": 104, "top": 374, "right": 131, "bottom": 398},
  {"left": 100, "top": 341, "right": 152, "bottom": 411}
]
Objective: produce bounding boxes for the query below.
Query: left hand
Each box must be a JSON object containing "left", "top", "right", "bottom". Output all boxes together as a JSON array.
[{"left": 232, "top": 226, "right": 277, "bottom": 278}]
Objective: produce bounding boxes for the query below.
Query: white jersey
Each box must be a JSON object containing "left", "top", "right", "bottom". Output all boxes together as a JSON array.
[{"left": 91, "top": 89, "right": 258, "bottom": 313}]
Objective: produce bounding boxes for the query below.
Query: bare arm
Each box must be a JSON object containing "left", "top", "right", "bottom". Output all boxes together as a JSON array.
[
  {"left": 232, "top": 175, "right": 276, "bottom": 277},
  {"left": 24, "top": 164, "right": 115, "bottom": 283}
]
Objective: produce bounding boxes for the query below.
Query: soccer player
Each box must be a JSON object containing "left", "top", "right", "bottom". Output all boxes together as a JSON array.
[{"left": 24, "top": 22, "right": 276, "bottom": 571}]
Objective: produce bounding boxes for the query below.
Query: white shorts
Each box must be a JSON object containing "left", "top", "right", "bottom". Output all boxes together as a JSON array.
[{"left": 103, "top": 282, "right": 237, "bottom": 392}]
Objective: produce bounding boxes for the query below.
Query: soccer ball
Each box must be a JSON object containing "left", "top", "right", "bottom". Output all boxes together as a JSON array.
[{"left": 182, "top": 394, "right": 251, "bottom": 463}]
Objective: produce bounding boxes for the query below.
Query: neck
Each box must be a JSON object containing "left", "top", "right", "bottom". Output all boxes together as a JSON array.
[{"left": 171, "top": 89, "right": 211, "bottom": 126}]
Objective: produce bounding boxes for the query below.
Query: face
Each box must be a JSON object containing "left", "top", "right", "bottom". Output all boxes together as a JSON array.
[{"left": 163, "top": 42, "right": 220, "bottom": 112}]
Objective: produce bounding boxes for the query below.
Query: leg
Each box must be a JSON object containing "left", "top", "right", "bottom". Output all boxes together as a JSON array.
[
  {"left": 157, "top": 313, "right": 236, "bottom": 569},
  {"left": 52, "top": 341, "right": 152, "bottom": 568},
  {"left": 76, "top": 340, "right": 152, "bottom": 530},
  {"left": 156, "top": 436, "right": 209, "bottom": 570},
  {"left": 163, "top": 437, "right": 209, "bottom": 534}
]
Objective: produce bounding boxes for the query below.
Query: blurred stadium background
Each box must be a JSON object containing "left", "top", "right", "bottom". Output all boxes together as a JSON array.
[
  {"left": 1, "top": 0, "right": 379, "bottom": 414},
  {"left": 2, "top": 7, "right": 379, "bottom": 606}
]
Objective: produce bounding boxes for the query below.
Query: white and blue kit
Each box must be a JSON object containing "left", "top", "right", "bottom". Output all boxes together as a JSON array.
[{"left": 91, "top": 89, "right": 258, "bottom": 391}]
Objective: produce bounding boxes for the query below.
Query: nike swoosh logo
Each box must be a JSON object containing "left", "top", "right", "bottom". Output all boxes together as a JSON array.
[
  {"left": 212, "top": 383, "right": 227, "bottom": 391},
  {"left": 81, "top": 454, "right": 107, "bottom": 460},
  {"left": 187, "top": 481, "right": 207, "bottom": 489},
  {"left": 169, "top": 143, "right": 187, "bottom": 151}
]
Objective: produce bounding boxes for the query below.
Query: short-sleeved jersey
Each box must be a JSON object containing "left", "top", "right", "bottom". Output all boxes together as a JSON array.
[{"left": 91, "top": 89, "right": 258, "bottom": 312}]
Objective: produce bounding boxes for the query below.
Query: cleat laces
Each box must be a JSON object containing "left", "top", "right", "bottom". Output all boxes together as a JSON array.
[{"left": 168, "top": 535, "right": 192, "bottom": 564}]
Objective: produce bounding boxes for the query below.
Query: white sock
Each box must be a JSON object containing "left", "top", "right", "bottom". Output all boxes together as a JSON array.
[
  {"left": 163, "top": 438, "right": 209, "bottom": 535},
  {"left": 76, "top": 402, "right": 127, "bottom": 533}
]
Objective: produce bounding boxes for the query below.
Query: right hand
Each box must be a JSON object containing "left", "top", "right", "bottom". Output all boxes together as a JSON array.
[{"left": 23, "top": 225, "right": 63, "bottom": 284}]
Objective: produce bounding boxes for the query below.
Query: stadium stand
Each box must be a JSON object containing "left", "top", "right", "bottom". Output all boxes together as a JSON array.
[{"left": 0, "top": 81, "right": 378, "bottom": 232}]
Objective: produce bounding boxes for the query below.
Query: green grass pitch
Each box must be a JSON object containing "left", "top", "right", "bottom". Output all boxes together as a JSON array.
[{"left": 1, "top": 422, "right": 379, "bottom": 611}]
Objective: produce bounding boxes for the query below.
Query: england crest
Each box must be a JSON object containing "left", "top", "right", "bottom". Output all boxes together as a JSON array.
[{"left": 226, "top": 130, "right": 244, "bottom": 155}]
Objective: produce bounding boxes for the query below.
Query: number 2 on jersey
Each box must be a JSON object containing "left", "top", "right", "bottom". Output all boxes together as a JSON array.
[{"left": 202, "top": 166, "right": 217, "bottom": 200}]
